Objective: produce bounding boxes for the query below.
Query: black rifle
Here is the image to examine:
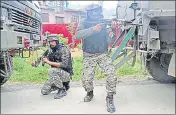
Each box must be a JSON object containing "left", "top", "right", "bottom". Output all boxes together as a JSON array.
[
  {"left": 99, "top": 18, "right": 120, "bottom": 27},
  {"left": 32, "top": 49, "right": 50, "bottom": 67},
  {"left": 99, "top": 19, "right": 112, "bottom": 26}
]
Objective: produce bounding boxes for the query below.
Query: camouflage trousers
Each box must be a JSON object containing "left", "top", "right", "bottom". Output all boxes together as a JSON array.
[
  {"left": 41, "top": 68, "right": 71, "bottom": 95},
  {"left": 82, "top": 53, "right": 117, "bottom": 94}
]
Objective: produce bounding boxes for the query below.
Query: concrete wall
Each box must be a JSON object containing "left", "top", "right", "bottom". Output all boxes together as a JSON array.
[
  {"left": 41, "top": 8, "right": 81, "bottom": 24},
  {"left": 64, "top": 11, "right": 80, "bottom": 23},
  {"left": 41, "top": 9, "right": 56, "bottom": 24}
]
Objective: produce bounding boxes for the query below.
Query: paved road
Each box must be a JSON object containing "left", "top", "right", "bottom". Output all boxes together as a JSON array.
[{"left": 1, "top": 81, "right": 175, "bottom": 114}]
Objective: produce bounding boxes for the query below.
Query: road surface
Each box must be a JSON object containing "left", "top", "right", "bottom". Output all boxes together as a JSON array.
[{"left": 1, "top": 78, "right": 175, "bottom": 114}]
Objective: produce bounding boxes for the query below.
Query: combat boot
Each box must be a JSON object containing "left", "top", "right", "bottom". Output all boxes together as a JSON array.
[
  {"left": 63, "top": 81, "right": 70, "bottom": 91},
  {"left": 106, "top": 93, "right": 116, "bottom": 113},
  {"left": 84, "top": 90, "right": 94, "bottom": 102},
  {"left": 54, "top": 87, "right": 67, "bottom": 99}
]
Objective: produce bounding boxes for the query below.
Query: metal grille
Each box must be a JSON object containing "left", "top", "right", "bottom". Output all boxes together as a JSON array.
[{"left": 11, "top": 9, "right": 40, "bottom": 31}]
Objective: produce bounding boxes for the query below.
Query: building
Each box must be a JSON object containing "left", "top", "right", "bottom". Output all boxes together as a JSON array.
[
  {"left": 38, "top": 1, "right": 85, "bottom": 24},
  {"left": 64, "top": 8, "right": 85, "bottom": 23}
]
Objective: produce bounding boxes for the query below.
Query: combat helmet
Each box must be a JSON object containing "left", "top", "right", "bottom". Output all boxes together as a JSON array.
[{"left": 47, "top": 34, "right": 59, "bottom": 42}]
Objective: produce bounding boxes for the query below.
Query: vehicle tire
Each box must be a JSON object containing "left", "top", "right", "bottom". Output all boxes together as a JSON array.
[
  {"left": 0, "top": 55, "right": 13, "bottom": 86},
  {"left": 0, "top": 77, "right": 9, "bottom": 86},
  {"left": 146, "top": 53, "right": 176, "bottom": 83}
]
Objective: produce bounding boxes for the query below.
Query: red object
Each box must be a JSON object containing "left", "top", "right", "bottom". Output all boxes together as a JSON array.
[
  {"left": 42, "top": 24, "right": 81, "bottom": 48},
  {"left": 108, "top": 27, "right": 123, "bottom": 47},
  {"left": 24, "top": 38, "right": 30, "bottom": 48}
]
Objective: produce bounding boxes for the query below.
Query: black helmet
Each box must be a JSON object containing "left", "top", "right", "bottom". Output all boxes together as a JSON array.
[{"left": 84, "top": 4, "right": 103, "bottom": 20}]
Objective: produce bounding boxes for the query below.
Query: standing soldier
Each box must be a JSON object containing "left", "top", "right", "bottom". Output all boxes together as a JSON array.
[
  {"left": 75, "top": 4, "right": 117, "bottom": 113},
  {"left": 41, "top": 34, "right": 73, "bottom": 99}
]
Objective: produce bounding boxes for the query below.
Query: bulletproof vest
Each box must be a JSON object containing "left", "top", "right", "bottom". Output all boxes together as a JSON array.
[
  {"left": 48, "top": 44, "right": 73, "bottom": 76},
  {"left": 83, "top": 19, "right": 108, "bottom": 54}
]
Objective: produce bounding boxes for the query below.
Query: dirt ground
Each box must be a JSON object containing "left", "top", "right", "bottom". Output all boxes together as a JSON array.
[{"left": 70, "top": 48, "right": 83, "bottom": 57}]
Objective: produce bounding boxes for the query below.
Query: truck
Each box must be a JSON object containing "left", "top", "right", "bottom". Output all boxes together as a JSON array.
[
  {"left": 0, "top": 0, "right": 43, "bottom": 85},
  {"left": 110, "top": 1, "right": 175, "bottom": 83}
]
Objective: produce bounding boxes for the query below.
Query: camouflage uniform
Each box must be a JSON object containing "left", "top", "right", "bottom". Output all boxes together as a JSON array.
[
  {"left": 75, "top": 4, "right": 117, "bottom": 113},
  {"left": 82, "top": 53, "right": 117, "bottom": 94},
  {"left": 41, "top": 35, "right": 73, "bottom": 96},
  {"left": 41, "top": 68, "right": 71, "bottom": 95},
  {"left": 75, "top": 20, "right": 117, "bottom": 93}
]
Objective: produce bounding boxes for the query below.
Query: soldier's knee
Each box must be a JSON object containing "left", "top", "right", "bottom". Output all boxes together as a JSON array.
[
  {"left": 41, "top": 88, "right": 51, "bottom": 95},
  {"left": 82, "top": 76, "right": 86, "bottom": 84},
  {"left": 106, "top": 70, "right": 116, "bottom": 78},
  {"left": 82, "top": 75, "right": 94, "bottom": 86},
  {"left": 106, "top": 76, "right": 117, "bottom": 83},
  {"left": 82, "top": 74, "right": 89, "bottom": 82}
]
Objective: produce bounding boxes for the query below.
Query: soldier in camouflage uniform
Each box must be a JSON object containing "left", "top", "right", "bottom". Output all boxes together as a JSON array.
[
  {"left": 75, "top": 4, "right": 117, "bottom": 113},
  {"left": 41, "top": 34, "right": 73, "bottom": 99}
]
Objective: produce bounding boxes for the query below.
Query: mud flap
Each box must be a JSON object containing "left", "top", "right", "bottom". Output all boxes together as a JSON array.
[{"left": 168, "top": 53, "right": 175, "bottom": 77}]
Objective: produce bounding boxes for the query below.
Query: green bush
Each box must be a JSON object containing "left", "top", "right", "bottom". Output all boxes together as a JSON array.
[{"left": 57, "top": 34, "right": 68, "bottom": 46}]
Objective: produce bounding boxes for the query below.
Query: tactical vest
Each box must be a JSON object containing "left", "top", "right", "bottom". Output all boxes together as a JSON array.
[
  {"left": 48, "top": 45, "right": 73, "bottom": 76},
  {"left": 82, "top": 19, "right": 108, "bottom": 54}
]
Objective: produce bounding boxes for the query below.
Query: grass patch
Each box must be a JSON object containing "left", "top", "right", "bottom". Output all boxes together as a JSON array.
[
  {"left": 9, "top": 50, "right": 148, "bottom": 83},
  {"left": 72, "top": 55, "right": 83, "bottom": 81},
  {"left": 10, "top": 57, "right": 50, "bottom": 83}
]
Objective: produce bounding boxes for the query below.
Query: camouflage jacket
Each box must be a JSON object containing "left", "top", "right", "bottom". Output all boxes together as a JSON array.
[{"left": 48, "top": 45, "right": 73, "bottom": 75}]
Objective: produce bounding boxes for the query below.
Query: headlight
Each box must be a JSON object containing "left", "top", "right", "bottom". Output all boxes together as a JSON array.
[{"left": 1, "top": 7, "right": 8, "bottom": 22}]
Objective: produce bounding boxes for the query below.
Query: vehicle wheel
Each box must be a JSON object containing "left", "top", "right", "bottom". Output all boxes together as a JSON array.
[
  {"left": 146, "top": 53, "right": 176, "bottom": 83},
  {"left": 0, "top": 55, "right": 13, "bottom": 86},
  {"left": 0, "top": 77, "right": 9, "bottom": 86}
]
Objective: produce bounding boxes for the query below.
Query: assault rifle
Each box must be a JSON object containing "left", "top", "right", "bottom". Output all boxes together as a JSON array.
[
  {"left": 31, "top": 49, "right": 50, "bottom": 67},
  {"left": 99, "top": 19, "right": 112, "bottom": 26}
]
